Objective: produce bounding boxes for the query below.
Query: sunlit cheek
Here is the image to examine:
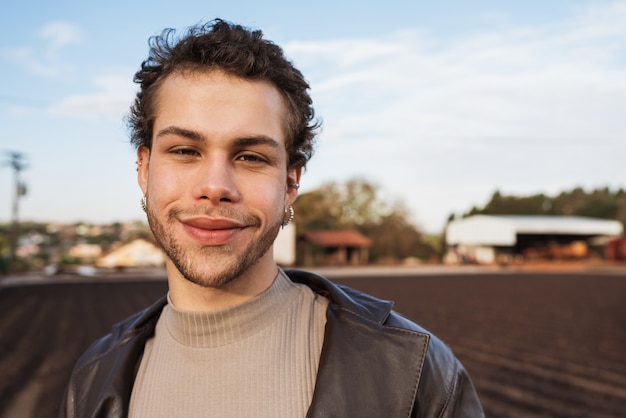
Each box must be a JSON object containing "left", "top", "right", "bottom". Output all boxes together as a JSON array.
[
  {"left": 271, "top": 190, "right": 289, "bottom": 221},
  {"left": 246, "top": 183, "right": 282, "bottom": 216},
  {"left": 148, "top": 171, "right": 185, "bottom": 206}
]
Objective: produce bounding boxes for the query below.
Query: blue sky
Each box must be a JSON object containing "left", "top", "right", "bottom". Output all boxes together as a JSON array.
[{"left": 1, "top": 0, "right": 625, "bottom": 233}]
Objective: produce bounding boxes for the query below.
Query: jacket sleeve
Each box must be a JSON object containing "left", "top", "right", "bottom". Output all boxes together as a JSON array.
[
  {"left": 413, "top": 334, "right": 485, "bottom": 418},
  {"left": 58, "top": 378, "right": 73, "bottom": 418},
  {"left": 442, "top": 366, "right": 485, "bottom": 418},
  {"left": 384, "top": 311, "right": 484, "bottom": 417},
  {"left": 58, "top": 298, "right": 166, "bottom": 418}
]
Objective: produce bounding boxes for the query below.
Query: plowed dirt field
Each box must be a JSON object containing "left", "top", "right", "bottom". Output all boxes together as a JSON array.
[{"left": 1, "top": 269, "right": 625, "bottom": 417}]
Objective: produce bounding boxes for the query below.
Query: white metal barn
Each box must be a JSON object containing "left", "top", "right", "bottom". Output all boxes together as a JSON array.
[{"left": 445, "top": 215, "right": 624, "bottom": 264}]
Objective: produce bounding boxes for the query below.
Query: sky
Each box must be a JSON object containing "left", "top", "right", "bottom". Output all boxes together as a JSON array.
[{"left": 1, "top": 0, "right": 625, "bottom": 233}]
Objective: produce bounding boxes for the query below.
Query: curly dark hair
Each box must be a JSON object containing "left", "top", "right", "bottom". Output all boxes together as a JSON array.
[{"left": 127, "top": 19, "right": 319, "bottom": 169}]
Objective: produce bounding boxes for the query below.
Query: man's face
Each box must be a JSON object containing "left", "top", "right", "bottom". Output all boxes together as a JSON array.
[{"left": 137, "top": 69, "right": 300, "bottom": 288}]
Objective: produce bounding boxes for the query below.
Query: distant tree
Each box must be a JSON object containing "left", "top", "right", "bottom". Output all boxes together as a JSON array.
[
  {"left": 575, "top": 196, "right": 618, "bottom": 219},
  {"left": 294, "top": 178, "right": 436, "bottom": 263},
  {"left": 361, "top": 207, "right": 437, "bottom": 262},
  {"left": 475, "top": 190, "right": 553, "bottom": 215},
  {"left": 464, "top": 186, "right": 626, "bottom": 229},
  {"left": 0, "top": 240, "right": 8, "bottom": 274},
  {"left": 294, "top": 178, "right": 397, "bottom": 232},
  {"left": 296, "top": 178, "right": 399, "bottom": 228},
  {"left": 293, "top": 188, "right": 344, "bottom": 231}
]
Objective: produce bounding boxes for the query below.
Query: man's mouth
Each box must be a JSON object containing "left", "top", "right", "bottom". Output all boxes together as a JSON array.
[{"left": 180, "top": 216, "right": 248, "bottom": 246}]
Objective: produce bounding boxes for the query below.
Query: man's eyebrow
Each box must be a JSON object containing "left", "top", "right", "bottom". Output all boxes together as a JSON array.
[
  {"left": 155, "top": 127, "right": 283, "bottom": 150},
  {"left": 155, "top": 126, "right": 205, "bottom": 142},
  {"left": 233, "top": 136, "right": 282, "bottom": 151}
]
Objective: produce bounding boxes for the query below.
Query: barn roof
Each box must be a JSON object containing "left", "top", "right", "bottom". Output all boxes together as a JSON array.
[
  {"left": 301, "top": 230, "right": 372, "bottom": 248},
  {"left": 446, "top": 215, "right": 623, "bottom": 246}
]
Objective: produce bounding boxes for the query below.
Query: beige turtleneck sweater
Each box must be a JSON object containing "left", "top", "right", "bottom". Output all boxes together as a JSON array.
[{"left": 128, "top": 269, "right": 329, "bottom": 418}]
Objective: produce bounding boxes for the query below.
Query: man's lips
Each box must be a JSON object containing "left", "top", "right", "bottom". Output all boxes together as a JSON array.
[
  {"left": 182, "top": 216, "right": 246, "bottom": 230},
  {"left": 180, "top": 216, "right": 248, "bottom": 245}
]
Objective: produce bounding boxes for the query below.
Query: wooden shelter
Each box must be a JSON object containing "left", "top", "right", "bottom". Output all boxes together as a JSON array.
[{"left": 299, "top": 230, "right": 372, "bottom": 266}]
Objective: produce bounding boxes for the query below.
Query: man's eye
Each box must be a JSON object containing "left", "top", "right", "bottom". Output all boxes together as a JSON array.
[
  {"left": 171, "top": 148, "right": 199, "bottom": 156},
  {"left": 237, "top": 154, "right": 267, "bottom": 163}
]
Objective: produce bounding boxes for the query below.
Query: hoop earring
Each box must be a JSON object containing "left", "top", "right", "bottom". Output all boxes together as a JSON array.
[
  {"left": 140, "top": 196, "right": 147, "bottom": 213},
  {"left": 281, "top": 205, "right": 294, "bottom": 228}
]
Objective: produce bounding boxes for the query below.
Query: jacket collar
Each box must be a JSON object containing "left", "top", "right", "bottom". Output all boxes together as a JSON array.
[
  {"left": 287, "top": 269, "right": 395, "bottom": 324},
  {"left": 286, "top": 270, "right": 428, "bottom": 417}
]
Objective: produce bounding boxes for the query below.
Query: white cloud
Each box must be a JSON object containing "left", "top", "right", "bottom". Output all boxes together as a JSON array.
[
  {"left": 5, "top": 21, "right": 82, "bottom": 77},
  {"left": 287, "top": 1, "right": 626, "bottom": 231},
  {"left": 40, "top": 21, "right": 82, "bottom": 56},
  {"left": 48, "top": 74, "right": 136, "bottom": 120}
]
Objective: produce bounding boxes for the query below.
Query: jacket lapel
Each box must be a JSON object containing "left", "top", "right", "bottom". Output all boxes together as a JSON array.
[
  {"left": 306, "top": 300, "right": 429, "bottom": 417},
  {"left": 286, "top": 269, "right": 429, "bottom": 417}
]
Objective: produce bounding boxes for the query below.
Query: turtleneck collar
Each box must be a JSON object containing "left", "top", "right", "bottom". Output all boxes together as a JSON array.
[{"left": 163, "top": 269, "right": 301, "bottom": 348}]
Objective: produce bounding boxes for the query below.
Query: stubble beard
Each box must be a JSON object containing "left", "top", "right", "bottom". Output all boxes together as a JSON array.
[{"left": 146, "top": 204, "right": 283, "bottom": 288}]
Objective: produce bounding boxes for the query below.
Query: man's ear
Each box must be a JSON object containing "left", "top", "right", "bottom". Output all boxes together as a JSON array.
[
  {"left": 137, "top": 146, "right": 150, "bottom": 195},
  {"left": 286, "top": 166, "right": 303, "bottom": 205}
]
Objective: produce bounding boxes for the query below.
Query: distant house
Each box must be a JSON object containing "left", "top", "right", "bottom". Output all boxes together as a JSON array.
[
  {"left": 68, "top": 243, "right": 103, "bottom": 262},
  {"left": 299, "top": 230, "right": 372, "bottom": 266},
  {"left": 97, "top": 239, "right": 165, "bottom": 268}
]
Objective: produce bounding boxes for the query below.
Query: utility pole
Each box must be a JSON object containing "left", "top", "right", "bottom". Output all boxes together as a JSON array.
[{"left": 3, "top": 151, "right": 28, "bottom": 272}]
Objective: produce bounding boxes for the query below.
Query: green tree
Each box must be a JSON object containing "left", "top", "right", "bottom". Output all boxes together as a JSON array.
[
  {"left": 294, "top": 177, "right": 436, "bottom": 263},
  {"left": 361, "top": 208, "right": 437, "bottom": 262},
  {"left": 464, "top": 186, "right": 626, "bottom": 229},
  {"left": 294, "top": 177, "right": 397, "bottom": 231}
]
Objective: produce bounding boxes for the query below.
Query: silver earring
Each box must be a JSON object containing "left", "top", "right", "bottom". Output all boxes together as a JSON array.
[
  {"left": 140, "top": 196, "right": 147, "bottom": 212},
  {"left": 288, "top": 183, "right": 300, "bottom": 189},
  {"left": 281, "top": 205, "right": 294, "bottom": 228}
]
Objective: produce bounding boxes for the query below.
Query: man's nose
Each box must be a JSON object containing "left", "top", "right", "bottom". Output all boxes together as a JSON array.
[{"left": 191, "top": 157, "right": 240, "bottom": 203}]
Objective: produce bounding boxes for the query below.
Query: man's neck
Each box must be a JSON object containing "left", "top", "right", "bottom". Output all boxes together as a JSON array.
[{"left": 166, "top": 257, "right": 279, "bottom": 311}]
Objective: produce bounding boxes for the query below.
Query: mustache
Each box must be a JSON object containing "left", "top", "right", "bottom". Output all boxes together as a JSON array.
[{"left": 167, "top": 206, "right": 261, "bottom": 226}]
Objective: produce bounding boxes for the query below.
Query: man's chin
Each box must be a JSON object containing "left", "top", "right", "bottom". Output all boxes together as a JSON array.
[
  {"left": 166, "top": 252, "right": 244, "bottom": 289},
  {"left": 183, "top": 243, "right": 274, "bottom": 289}
]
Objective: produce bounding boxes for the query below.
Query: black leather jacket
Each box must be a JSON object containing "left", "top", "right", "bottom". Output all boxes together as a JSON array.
[{"left": 61, "top": 270, "right": 484, "bottom": 417}]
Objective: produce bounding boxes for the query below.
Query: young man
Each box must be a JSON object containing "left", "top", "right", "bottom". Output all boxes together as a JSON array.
[{"left": 61, "top": 19, "right": 484, "bottom": 417}]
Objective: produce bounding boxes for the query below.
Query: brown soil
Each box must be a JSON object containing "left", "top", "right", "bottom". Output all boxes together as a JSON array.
[{"left": 1, "top": 270, "right": 625, "bottom": 417}]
